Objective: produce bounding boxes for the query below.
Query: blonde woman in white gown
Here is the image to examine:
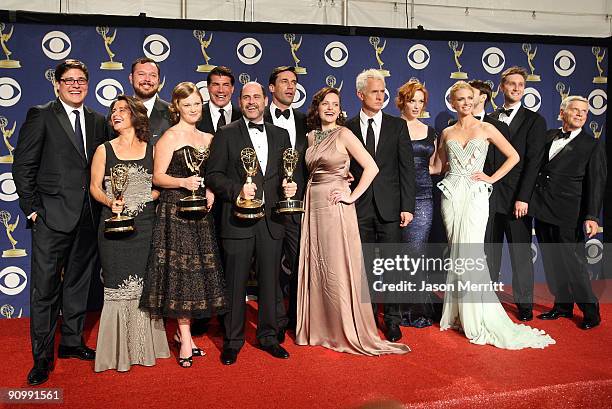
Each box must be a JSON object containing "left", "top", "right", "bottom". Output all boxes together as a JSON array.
[{"left": 432, "top": 82, "right": 555, "bottom": 349}]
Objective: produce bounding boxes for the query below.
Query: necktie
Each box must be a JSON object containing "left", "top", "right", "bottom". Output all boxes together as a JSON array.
[
  {"left": 216, "top": 108, "right": 226, "bottom": 131},
  {"left": 499, "top": 108, "right": 514, "bottom": 117},
  {"left": 559, "top": 130, "right": 572, "bottom": 139},
  {"left": 365, "top": 118, "right": 376, "bottom": 158},
  {"left": 275, "top": 108, "right": 290, "bottom": 119},
  {"left": 249, "top": 122, "right": 264, "bottom": 132},
  {"left": 72, "top": 110, "right": 86, "bottom": 159}
]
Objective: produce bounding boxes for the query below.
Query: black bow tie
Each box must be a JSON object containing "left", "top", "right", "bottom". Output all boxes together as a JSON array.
[
  {"left": 275, "top": 108, "right": 290, "bottom": 119},
  {"left": 474, "top": 115, "right": 483, "bottom": 121},
  {"left": 248, "top": 122, "right": 264, "bottom": 132},
  {"left": 559, "top": 130, "right": 572, "bottom": 139},
  {"left": 499, "top": 108, "right": 514, "bottom": 117}
]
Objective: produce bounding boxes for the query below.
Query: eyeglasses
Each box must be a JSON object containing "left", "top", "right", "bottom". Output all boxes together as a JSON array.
[{"left": 59, "top": 77, "right": 88, "bottom": 85}]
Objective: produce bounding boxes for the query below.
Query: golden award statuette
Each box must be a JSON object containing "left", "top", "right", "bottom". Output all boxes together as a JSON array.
[
  {"left": 45, "top": 68, "right": 59, "bottom": 97},
  {"left": 369, "top": 37, "right": 390, "bottom": 77},
  {"left": 234, "top": 147, "right": 265, "bottom": 219},
  {"left": 104, "top": 164, "right": 135, "bottom": 234},
  {"left": 0, "top": 304, "right": 22, "bottom": 319},
  {"left": 0, "top": 116, "right": 16, "bottom": 164},
  {"left": 448, "top": 41, "right": 468, "bottom": 79},
  {"left": 284, "top": 34, "right": 307, "bottom": 75},
  {"left": 0, "top": 23, "right": 21, "bottom": 69},
  {"left": 485, "top": 80, "right": 500, "bottom": 111},
  {"left": 592, "top": 47, "right": 607, "bottom": 84},
  {"left": 325, "top": 75, "right": 343, "bottom": 92},
  {"left": 590, "top": 121, "right": 602, "bottom": 139},
  {"left": 276, "top": 148, "right": 304, "bottom": 214},
  {"left": 556, "top": 82, "right": 570, "bottom": 102},
  {"left": 0, "top": 210, "right": 26, "bottom": 257},
  {"left": 522, "top": 43, "right": 540, "bottom": 82},
  {"left": 178, "top": 146, "right": 210, "bottom": 213},
  {"left": 96, "top": 26, "right": 123, "bottom": 70},
  {"left": 194, "top": 30, "right": 216, "bottom": 73}
]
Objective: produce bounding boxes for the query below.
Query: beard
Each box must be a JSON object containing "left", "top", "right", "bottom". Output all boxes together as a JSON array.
[{"left": 134, "top": 84, "right": 158, "bottom": 100}]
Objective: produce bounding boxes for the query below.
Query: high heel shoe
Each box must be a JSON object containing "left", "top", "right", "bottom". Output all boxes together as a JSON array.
[
  {"left": 177, "top": 355, "right": 193, "bottom": 368},
  {"left": 174, "top": 332, "right": 206, "bottom": 357}
]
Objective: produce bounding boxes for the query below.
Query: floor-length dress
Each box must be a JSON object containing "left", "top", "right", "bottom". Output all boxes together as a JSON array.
[
  {"left": 95, "top": 142, "right": 170, "bottom": 372},
  {"left": 296, "top": 127, "right": 410, "bottom": 355},
  {"left": 438, "top": 137, "right": 555, "bottom": 349}
]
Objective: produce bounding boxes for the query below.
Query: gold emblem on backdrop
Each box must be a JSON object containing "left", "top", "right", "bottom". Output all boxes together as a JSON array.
[
  {"left": 239, "top": 73, "right": 252, "bottom": 85},
  {"left": 0, "top": 116, "right": 16, "bottom": 164},
  {"left": 369, "top": 37, "right": 390, "bottom": 77},
  {"left": 0, "top": 304, "right": 23, "bottom": 319},
  {"left": 158, "top": 76, "right": 165, "bottom": 93},
  {"left": 284, "top": 34, "right": 307, "bottom": 75},
  {"left": 484, "top": 80, "right": 500, "bottom": 111},
  {"left": 408, "top": 77, "right": 430, "bottom": 119},
  {"left": 592, "top": 47, "right": 607, "bottom": 84},
  {"left": 194, "top": 30, "right": 216, "bottom": 73},
  {"left": 556, "top": 82, "right": 570, "bottom": 103},
  {"left": 522, "top": 43, "right": 541, "bottom": 82},
  {"left": 0, "top": 23, "right": 21, "bottom": 69},
  {"left": 45, "top": 69, "right": 59, "bottom": 97},
  {"left": 0, "top": 210, "right": 27, "bottom": 257},
  {"left": 590, "top": 121, "right": 602, "bottom": 139},
  {"left": 325, "top": 75, "right": 343, "bottom": 92},
  {"left": 448, "top": 41, "right": 468, "bottom": 79},
  {"left": 96, "top": 26, "right": 123, "bottom": 70}
]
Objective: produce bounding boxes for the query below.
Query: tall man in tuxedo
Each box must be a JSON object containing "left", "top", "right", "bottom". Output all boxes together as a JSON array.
[
  {"left": 196, "top": 65, "right": 242, "bottom": 134},
  {"left": 345, "top": 69, "right": 416, "bottom": 342},
  {"left": 532, "top": 96, "right": 606, "bottom": 330},
  {"left": 13, "top": 59, "right": 109, "bottom": 385},
  {"left": 487, "top": 66, "right": 547, "bottom": 322},
  {"left": 129, "top": 57, "right": 171, "bottom": 144},
  {"left": 207, "top": 81, "right": 297, "bottom": 365},
  {"left": 263, "top": 66, "right": 308, "bottom": 336}
]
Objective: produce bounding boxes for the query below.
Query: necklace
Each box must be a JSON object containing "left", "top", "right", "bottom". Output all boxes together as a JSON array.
[{"left": 314, "top": 127, "right": 338, "bottom": 145}]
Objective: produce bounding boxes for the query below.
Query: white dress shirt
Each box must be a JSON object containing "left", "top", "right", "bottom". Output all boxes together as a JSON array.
[
  {"left": 141, "top": 95, "right": 156, "bottom": 117},
  {"left": 549, "top": 128, "right": 580, "bottom": 160},
  {"left": 59, "top": 98, "right": 87, "bottom": 156},
  {"left": 244, "top": 118, "right": 268, "bottom": 175},
  {"left": 359, "top": 109, "right": 383, "bottom": 152},
  {"left": 498, "top": 101, "right": 521, "bottom": 125},
  {"left": 269, "top": 102, "right": 296, "bottom": 149},
  {"left": 210, "top": 101, "right": 232, "bottom": 131}
]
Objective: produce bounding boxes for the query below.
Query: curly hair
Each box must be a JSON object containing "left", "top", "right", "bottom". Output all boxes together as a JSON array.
[
  {"left": 169, "top": 81, "right": 203, "bottom": 125},
  {"left": 395, "top": 80, "right": 429, "bottom": 113},
  {"left": 306, "top": 87, "right": 346, "bottom": 131},
  {"left": 108, "top": 95, "right": 150, "bottom": 143}
]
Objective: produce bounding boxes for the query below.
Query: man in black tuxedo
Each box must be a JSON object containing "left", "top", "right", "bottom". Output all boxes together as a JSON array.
[
  {"left": 129, "top": 57, "right": 171, "bottom": 144},
  {"left": 487, "top": 66, "right": 547, "bottom": 322},
  {"left": 263, "top": 66, "right": 308, "bottom": 337},
  {"left": 345, "top": 69, "right": 416, "bottom": 342},
  {"left": 196, "top": 66, "right": 242, "bottom": 134},
  {"left": 532, "top": 96, "right": 606, "bottom": 330},
  {"left": 207, "top": 81, "right": 297, "bottom": 365},
  {"left": 13, "top": 59, "right": 109, "bottom": 385}
]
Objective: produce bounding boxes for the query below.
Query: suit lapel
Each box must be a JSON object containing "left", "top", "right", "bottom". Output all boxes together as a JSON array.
[
  {"left": 550, "top": 130, "right": 582, "bottom": 164},
  {"left": 508, "top": 106, "right": 526, "bottom": 138},
  {"left": 149, "top": 98, "right": 163, "bottom": 133},
  {"left": 84, "top": 106, "right": 96, "bottom": 162},
  {"left": 203, "top": 103, "right": 215, "bottom": 131},
  {"left": 53, "top": 100, "right": 87, "bottom": 163},
  {"left": 264, "top": 123, "right": 278, "bottom": 179},
  {"left": 294, "top": 111, "right": 306, "bottom": 153}
]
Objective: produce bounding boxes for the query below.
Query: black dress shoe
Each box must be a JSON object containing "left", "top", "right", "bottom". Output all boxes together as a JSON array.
[
  {"left": 517, "top": 309, "right": 533, "bottom": 322},
  {"left": 537, "top": 309, "right": 573, "bottom": 320},
  {"left": 220, "top": 348, "right": 239, "bottom": 365},
  {"left": 384, "top": 324, "right": 402, "bottom": 342},
  {"left": 27, "top": 360, "right": 52, "bottom": 386},
  {"left": 259, "top": 344, "right": 290, "bottom": 359},
  {"left": 57, "top": 345, "right": 95, "bottom": 360},
  {"left": 277, "top": 327, "right": 286, "bottom": 344},
  {"left": 579, "top": 317, "right": 601, "bottom": 330}
]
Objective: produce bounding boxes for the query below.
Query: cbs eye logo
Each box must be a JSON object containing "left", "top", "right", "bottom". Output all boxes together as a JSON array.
[
  {"left": 195, "top": 80, "right": 210, "bottom": 103},
  {"left": 588, "top": 89, "right": 607, "bottom": 116},
  {"left": 531, "top": 243, "right": 538, "bottom": 264},
  {"left": 236, "top": 38, "right": 263, "bottom": 65},
  {"left": 553, "top": 50, "right": 576, "bottom": 77},
  {"left": 41, "top": 31, "right": 72, "bottom": 60},
  {"left": 324, "top": 41, "right": 348, "bottom": 68},
  {"left": 291, "top": 83, "right": 307, "bottom": 109},
  {"left": 382, "top": 89, "right": 390, "bottom": 110},
  {"left": 444, "top": 86, "right": 456, "bottom": 113},
  {"left": 95, "top": 79, "right": 124, "bottom": 107},
  {"left": 143, "top": 34, "right": 170, "bottom": 62},
  {"left": 0, "top": 266, "right": 27, "bottom": 296},
  {"left": 0, "top": 173, "right": 18, "bottom": 202},
  {"left": 522, "top": 87, "right": 542, "bottom": 112},
  {"left": 481, "top": 47, "right": 505, "bottom": 75},
  {"left": 585, "top": 239, "right": 603, "bottom": 264},
  {"left": 406, "top": 44, "right": 430, "bottom": 70},
  {"left": 0, "top": 77, "right": 21, "bottom": 107}
]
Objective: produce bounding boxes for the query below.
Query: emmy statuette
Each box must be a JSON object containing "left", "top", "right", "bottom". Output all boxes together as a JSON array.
[
  {"left": 276, "top": 148, "right": 304, "bottom": 214},
  {"left": 178, "top": 146, "right": 210, "bottom": 213},
  {"left": 104, "top": 164, "right": 135, "bottom": 233},
  {"left": 234, "top": 147, "right": 265, "bottom": 219}
]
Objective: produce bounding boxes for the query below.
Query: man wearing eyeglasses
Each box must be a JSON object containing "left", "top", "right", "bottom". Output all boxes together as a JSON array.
[{"left": 13, "top": 59, "right": 110, "bottom": 386}]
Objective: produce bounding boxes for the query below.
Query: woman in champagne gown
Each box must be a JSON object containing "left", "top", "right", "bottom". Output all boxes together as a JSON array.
[
  {"left": 296, "top": 87, "right": 410, "bottom": 355},
  {"left": 433, "top": 81, "right": 555, "bottom": 349}
]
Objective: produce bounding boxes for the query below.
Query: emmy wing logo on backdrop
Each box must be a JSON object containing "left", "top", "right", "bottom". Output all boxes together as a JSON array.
[
  {"left": 481, "top": 47, "right": 505, "bottom": 75},
  {"left": 554, "top": 50, "right": 576, "bottom": 77},
  {"left": 0, "top": 266, "right": 27, "bottom": 296},
  {"left": 325, "top": 75, "right": 343, "bottom": 92},
  {"left": 0, "top": 303, "right": 22, "bottom": 319},
  {"left": 0, "top": 23, "right": 20, "bottom": 69},
  {"left": 522, "top": 43, "right": 540, "bottom": 82},
  {"left": 522, "top": 87, "right": 542, "bottom": 112},
  {"left": 406, "top": 44, "right": 430, "bottom": 70},
  {"left": 0, "top": 210, "right": 26, "bottom": 258},
  {"left": 194, "top": 30, "right": 215, "bottom": 72},
  {"left": 556, "top": 82, "right": 570, "bottom": 103},
  {"left": 284, "top": 34, "right": 307, "bottom": 75},
  {"left": 143, "top": 34, "right": 170, "bottom": 62},
  {"left": 369, "top": 37, "right": 389, "bottom": 77},
  {"left": 95, "top": 78, "right": 124, "bottom": 107},
  {"left": 588, "top": 89, "right": 607, "bottom": 116},
  {"left": 41, "top": 30, "right": 71, "bottom": 60},
  {"left": 449, "top": 41, "right": 467, "bottom": 79},
  {"left": 237, "top": 37, "right": 263, "bottom": 65},
  {"left": 485, "top": 80, "right": 500, "bottom": 111},
  {"left": 324, "top": 41, "right": 348, "bottom": 68},
  {"left": 45, "top": 69, "right": 59, "bottom": 97},
  {"left": 0, "top": 116, "right": 16, "bottom": 164},
  {"left": 97, "top": 26, "right": 123, "bottom": 70},
  {"left": 590, "top": 121, "right": 602, "bottom": 139},
  {"left": 592, "top": 47, "right": 607, "bottom": 84},
  {"left": 0, "top": 77, "right": 21, "bottom": 107}
]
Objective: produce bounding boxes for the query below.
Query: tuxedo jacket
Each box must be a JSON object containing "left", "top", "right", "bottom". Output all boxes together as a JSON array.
[
  {"left": 530, "top": 129, "right": 606, "bottom": 228},
  {"left": 482, "top": 115, "right": 512, "bottom": 213},
  {"left": 206, "top": 119, "right": 291, "bottom": 240},
  {"left": 489, "top": 106, "right": 547, "bottom": 214},
  {"left": 263, "top": 106, "right": 308, "bottom": 224},
  {"left": 13, "top": 99, "right": 109, "bottom": 233},
  {"left": 197, "top": 102, "right": 242, "bottom": 135},
  {"left": 148, "top": 97, "right": 171, "bottom": 145},
  {"left": 345, "top": 113, "right": 416, "bottom": 221}
]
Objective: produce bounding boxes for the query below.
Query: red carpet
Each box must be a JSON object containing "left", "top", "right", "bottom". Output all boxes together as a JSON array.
[{"left": 1, "top": 297, "right": 611, "bottom": 409}]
